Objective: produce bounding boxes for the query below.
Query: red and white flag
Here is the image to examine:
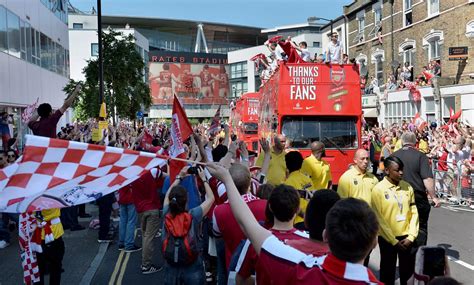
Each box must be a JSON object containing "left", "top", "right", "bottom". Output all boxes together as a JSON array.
[
  {"left": 169, "top": 95, "right": 193, "bottom": 183},
  {"left": 0, "top": 135, "right": 167, "bottom": 213},
  {"left": 412, "top": 113, "right": 427, "bottom": 131},
  {"left": 278, "top": 41, "right": 304, "bottom": 64},
  {"left": 208, "top": 105, "right": 221, "bottom": 135},
  {"left": 21, "top": 98, "right": 39, "bottom": 124},
  {"left": 449, "top": 107, "right": 462, "bottom": 123}
]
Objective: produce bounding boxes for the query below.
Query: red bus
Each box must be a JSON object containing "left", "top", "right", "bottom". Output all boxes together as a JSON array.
[
  {"left": 259, "top": 63, "right": 362, "bottom": 185},
  {"left": 230, "top": 92, "right": 260, "bottom": 152}
]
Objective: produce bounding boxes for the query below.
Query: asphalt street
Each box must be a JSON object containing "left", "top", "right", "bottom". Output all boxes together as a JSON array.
[{"left": 0, "top": 204, "right": 472, "bottom": 285}]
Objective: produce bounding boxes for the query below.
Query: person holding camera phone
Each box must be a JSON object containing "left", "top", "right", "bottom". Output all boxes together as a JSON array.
[{"left": 371, "top": 156, "right": 419, "bottom": 285}]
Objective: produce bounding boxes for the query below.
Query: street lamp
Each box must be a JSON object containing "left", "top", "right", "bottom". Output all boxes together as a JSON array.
[{"left": 307, "top": 16, "right": 333, "bottom": 36}]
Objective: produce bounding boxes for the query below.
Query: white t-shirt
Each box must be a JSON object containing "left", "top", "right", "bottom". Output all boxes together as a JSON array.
[
  {"left": 327, "top": 41, "right": 342, "bottom": 63},
  {"left": 300, "top": 48, "right": 311, "bottom": 62}
]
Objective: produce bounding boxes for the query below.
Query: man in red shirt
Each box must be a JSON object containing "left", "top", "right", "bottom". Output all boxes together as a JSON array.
[
  {"left": 28, "top": 84, "right": 81, "bottom": 138},
  {"left": 207, "top": 163, "right": 382, "bottom": 285},
  {"left": 235, "top": 184, "right": 308, "bottom": 285},
  {"left": 131, "top": 168, "right": 164, "bottom": 274},
  {"left": 212, "top": 164, "right": 267, "bottom": 271}
]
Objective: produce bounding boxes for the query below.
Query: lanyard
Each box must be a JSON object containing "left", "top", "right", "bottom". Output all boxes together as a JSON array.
[{"left": 391, "top": 188, "right": 404, "bottom": 213}]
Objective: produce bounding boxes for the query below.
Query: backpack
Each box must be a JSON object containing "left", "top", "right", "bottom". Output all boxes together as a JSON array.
[{"left": 162, "top": 212, "right": 199, "bottom": 266}]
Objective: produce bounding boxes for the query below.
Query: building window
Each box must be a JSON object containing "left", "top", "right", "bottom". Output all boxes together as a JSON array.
[
  {"left": 91, "top": 43, "right": 99, "bottom": 56},
  {"left": 402, "top": 46, "right": 414, "bottom": 66},
  {"left": 358, "top": 16, "right": 365, "bottom": 33},
  {"left": 428, "top": 0, "right": 439, "bottom": 16},
  {"left": 6, "top": 9, "right": 20, "bottom": 58},
  {"left": 385, "top": 101, "right": 416, "bottom": 125},
  {"left": 0, "top": 5, "right": 7, "bottom": 52},
  {"left": 230, "top": 62, "right": 247, "bottom": 79},
  {"left": 312, "top": 41, "right": 320, "bottom": 48},
  {"left": 369, "top": 7, "right": 383, "bottom": 37},
  {"left": 404, "top": 0, "right": 413, "bottom": 26},
  {"left": 230, "top": 81, "right": 248, "bottom": 98},
  {"left": 429, "top": 40, "right": 440, "bottom": 60},
  {"left": 375, "top": 55, "right": 384, "bottom": 84},
  {"left": 72, "top": 23, "right": 83, "bottom": 29}
]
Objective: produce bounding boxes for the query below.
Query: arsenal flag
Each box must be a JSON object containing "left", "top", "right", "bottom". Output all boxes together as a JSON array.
[
  {"left": 0, "top": 135, "right": 167, "bottom": 213},
  {"left": 412, "top": 113, "right": 427, "bottom": 131},
  {"left": 449, "top": 107, "right": 462, "bottom": 123},
  {"left": 169, "top": 95, "right": 193, "bottom": 183},
  {"left": 208, "top": 105, "right": 221, "bottom": 135}
]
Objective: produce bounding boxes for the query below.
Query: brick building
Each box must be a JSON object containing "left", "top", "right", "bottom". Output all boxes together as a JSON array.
[{"left": 344, "top": 0, "right": 474, "bottom": 125}]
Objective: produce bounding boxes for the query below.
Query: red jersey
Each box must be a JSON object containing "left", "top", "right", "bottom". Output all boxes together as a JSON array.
[
  {"left": 259, "top": 235, "right": 382, "bottom": 285},
  {"left": 219, "top": 73, "right": 228, "bottom": 88},
  {"left": 212, "top": 193, "right": 267, "bottom": 268},
  {"left": 236, "top": 228, "right": 309, "bottom": 285},
  {"left": 118, "top": 185, "right": 133, "bottom": 205},
  {"left": 159, "top": 71, "right": 172, "bottom": 87},
  {"left": 131, "top": 169, "right": 162, "bottom": 213}
]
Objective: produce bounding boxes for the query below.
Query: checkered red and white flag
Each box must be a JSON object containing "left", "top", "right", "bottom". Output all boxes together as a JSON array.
[{"left": 0, "top": 135, "right": 167, "bottom": 213}]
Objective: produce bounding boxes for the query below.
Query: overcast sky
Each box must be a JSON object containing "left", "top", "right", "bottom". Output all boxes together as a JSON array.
[{"left": 69, "top": 0, "right": 353, "bottom": 28}]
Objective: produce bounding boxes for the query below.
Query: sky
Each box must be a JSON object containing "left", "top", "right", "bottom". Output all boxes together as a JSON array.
[{"left": 69, "top": 0, "right": 353, "bottom": 28}]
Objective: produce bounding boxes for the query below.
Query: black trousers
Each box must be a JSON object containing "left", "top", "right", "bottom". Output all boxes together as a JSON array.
[
  {"left": 60, "top": 206, "right": 79, "bottom": 229},
  {"left": 378, "top": 236, "right": 415, "bottom": 285},
  {"left": 97, "top": 193, "right": 114, "bottom": 239},
  {"left": 35, "top": 237, "right": 65, "bottom": 285},
  {"left": 414, "top": 192, "right": 431, "bottom": 246}
]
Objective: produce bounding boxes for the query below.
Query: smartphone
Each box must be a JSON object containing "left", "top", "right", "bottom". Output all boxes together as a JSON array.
[
  {"left": 187, "top": 166, "right": 199, "bottom": 175},
  {"left": 422, "top": 246, "right": 446, "bottom": 279}
]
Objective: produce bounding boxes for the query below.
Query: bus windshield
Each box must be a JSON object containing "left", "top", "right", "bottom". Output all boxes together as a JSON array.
[
  {"left": 243, "top": 123, "right": 258, "bottom": 134},
  {"left": 281, "top": 116, "right": 358, "bottom": 149}
]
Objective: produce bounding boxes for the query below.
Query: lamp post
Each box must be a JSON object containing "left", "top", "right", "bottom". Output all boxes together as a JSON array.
[
  {"left": 97, "top": 0, "right": 104, "bottom": 105},
  {"left": 307, "top": 16, "right": 333, "bottom": 36}
]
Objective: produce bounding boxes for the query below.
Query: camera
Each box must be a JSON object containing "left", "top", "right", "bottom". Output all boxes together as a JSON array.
[
  {"left": 415, "top": 246, "right": 446, "bottom": 282},
  {"left": 187, "top": 166, "right": 199, "bottom": 175},
  {"left": 231, "top": 134, "right": 237, "bottom": 141}
]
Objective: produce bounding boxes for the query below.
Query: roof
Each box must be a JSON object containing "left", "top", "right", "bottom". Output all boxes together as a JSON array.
[{"left": 101, "top": 15, "right": 266, "bottom": 46}]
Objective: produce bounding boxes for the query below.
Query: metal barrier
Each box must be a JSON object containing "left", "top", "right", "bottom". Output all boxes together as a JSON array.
[{"left": 431, "top": 158, "right": 473, "bottom": 207}]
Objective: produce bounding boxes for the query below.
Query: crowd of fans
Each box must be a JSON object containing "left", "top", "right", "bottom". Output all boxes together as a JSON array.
[{"left": 0, "top": 85, "right": 470, "bottom": 285}]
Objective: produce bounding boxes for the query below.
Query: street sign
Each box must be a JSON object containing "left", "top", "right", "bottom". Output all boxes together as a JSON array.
[
  {"left": 136, "top": 111, "right": 144, "bottom": 118},
  {"left": 448, "top": 47, "right": 468, "bottom": 61}
]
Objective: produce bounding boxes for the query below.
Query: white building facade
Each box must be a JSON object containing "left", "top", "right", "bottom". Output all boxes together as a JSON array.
[
  {"left": 0, "top": 0, "right": 70, "bottom": 146},
  {"left": 68, "top": 14, "right": 149, "bottom": 82}
]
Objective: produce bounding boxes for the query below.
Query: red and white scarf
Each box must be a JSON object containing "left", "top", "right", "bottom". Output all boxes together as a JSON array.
[
  {"left": 318, "top": 254, "right": 382, "bottom": 284},
  {"left": 19, "top": 213, "right": 60, "bottom": 285}
]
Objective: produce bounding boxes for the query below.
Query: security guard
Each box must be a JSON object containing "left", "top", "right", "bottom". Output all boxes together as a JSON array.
[
  {"left": 284, "top": 151, "right": 315, "bottom": 229},
  {"left": 371, "top": 156, "right": 419, "bottom": 285},
  {"left": 301, "top": 141, "right": 332, "bottom": 190},
  {"left": 337, "top": 149, "right": 378, "bottom": 205}
]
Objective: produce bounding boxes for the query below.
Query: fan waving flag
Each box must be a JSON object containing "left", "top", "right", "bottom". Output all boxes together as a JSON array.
[
  {"left": 278, "top": 41, "right": 304, "bottom": 64},
  {"left": 412, "top": 113, "right": 427, "bottom": 131},
  {"left": 208, "top": 105, "right": 221, "bottom": 135},
  {"left": 0, "top": 135, "right": 167, "bottom": 213},
  {"left": 169, "top": 95, "right": 193, "bottom": 184},
  {"left": 449, "top": 107, "right": 462, "bottom": 123}
]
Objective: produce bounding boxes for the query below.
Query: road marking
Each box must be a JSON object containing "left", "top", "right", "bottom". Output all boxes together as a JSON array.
[
  {"left": 109, "top": 250, "right": 125, "bottom": 285},
  {"left": 441, "top": 206, "right": 459, "bottom": 212},
  {"left": 447, "top": 256, "right": 474, "bottom": 271},
  {"left": 117, "top": 252, "right": 131, "bottom": 285},
  {"left": 79, "top": 242, "right": 109, "bottom": 285}
]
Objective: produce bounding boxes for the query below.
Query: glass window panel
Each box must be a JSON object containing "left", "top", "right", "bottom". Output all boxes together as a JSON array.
[
  {"left": 0, "top": 5, "right": 7, "bottom": 52},
  {"left": 25, "top": 22, "right": 32, "bottom": 62},
  {"left": 40, "top": 32, "right": 48, "bottom": 68},
  {"left": 7, "top": 9, "right": 20, "bottom": 58},
  {"left": 20, "top": 20, "right": 26, "bottom": 60}
]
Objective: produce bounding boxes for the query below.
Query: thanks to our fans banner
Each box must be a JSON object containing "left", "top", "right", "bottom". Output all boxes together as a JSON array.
[{"left": 0, "top": 135, "right": 167, "bottom": 213}]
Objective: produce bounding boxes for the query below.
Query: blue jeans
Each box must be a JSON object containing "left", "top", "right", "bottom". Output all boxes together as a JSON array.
[
  {"left": 164, "top": 257, "right": 205, "bottom": 285},
  {"left": 119, "top": 204, "right": 137, "bottom": 249}
]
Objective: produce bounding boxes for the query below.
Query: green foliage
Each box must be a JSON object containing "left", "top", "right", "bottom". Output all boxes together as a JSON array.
[{"left": 70, "top": 29, "right": 151, "bottom": 121}]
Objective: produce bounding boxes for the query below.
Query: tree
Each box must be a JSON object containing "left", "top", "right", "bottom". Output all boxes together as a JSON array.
[{"left": 67, "top": 28, "right": 151, "bottom": 123}]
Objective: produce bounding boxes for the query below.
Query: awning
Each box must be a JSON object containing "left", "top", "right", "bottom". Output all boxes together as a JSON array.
[{"left": 363, "top": 108, "right": 378, "bottom": 118}]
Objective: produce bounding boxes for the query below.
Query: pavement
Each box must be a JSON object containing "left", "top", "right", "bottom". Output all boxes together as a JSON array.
[{"left": 0, "top": 204, "right": 473, "bottom": 285}]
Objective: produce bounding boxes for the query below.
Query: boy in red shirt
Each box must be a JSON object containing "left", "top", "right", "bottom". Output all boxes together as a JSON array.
[
  {"left": 235, "top": 184, "right": 308, "bottom": 285},
  {"left": 207, "top": 162, "right": 382, "bottom": 285},
  {"left": 212, "top": 164, "right": 267, "bottom": 270}
]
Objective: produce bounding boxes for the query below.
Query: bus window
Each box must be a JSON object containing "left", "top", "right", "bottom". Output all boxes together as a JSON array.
[
  {"left": 281, "top": 116, "right": 358, "bottom": 149},
  {"left": 244, "top": 122, "right": 258, "bottom": 134}
]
